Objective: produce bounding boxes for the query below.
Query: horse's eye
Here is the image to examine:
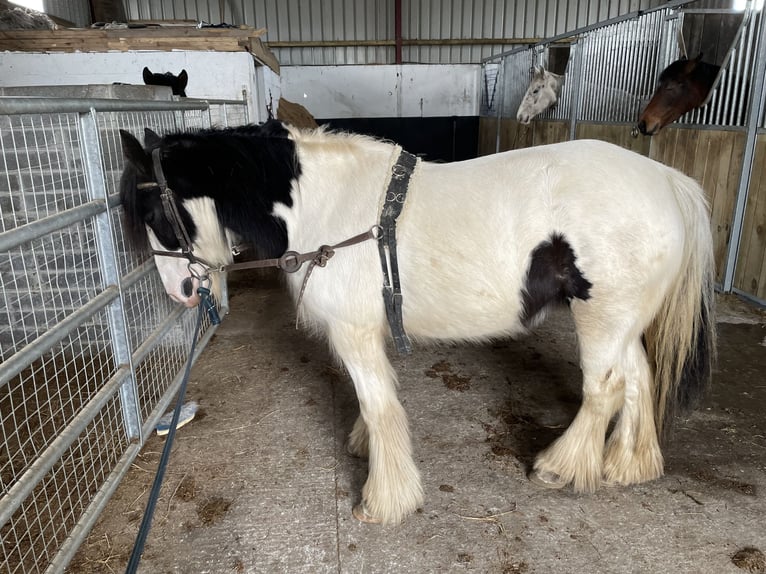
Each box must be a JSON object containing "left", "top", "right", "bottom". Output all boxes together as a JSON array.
[{"left": 532, "top": 88, "right": 539, "bottom": 94}]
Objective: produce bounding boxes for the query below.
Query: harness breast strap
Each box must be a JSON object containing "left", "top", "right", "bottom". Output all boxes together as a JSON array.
[{"left": 378, "top": 149, "right": 417, "bottom": 355}]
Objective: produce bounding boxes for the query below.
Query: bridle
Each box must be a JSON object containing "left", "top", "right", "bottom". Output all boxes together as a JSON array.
[
  {"left": 138, "top": 144, "right": 416, "bottom": 354},
  {"left": 139, "top": 147, "right": 380, "bottom": 304}
]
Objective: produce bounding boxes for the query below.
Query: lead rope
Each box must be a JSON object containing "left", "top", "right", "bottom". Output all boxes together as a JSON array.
[{"left": 125, "top": 287, "right": 220, "bottom": 574}]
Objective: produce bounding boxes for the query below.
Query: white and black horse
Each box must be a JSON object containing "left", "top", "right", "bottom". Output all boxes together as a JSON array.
[{"left": 119, "top": 120, "right": 716, "bottom": 525}]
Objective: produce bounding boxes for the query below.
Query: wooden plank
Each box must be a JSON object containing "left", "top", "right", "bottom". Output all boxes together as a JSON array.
[
  {"left": 533, "top": 120, "right": 567, "bottom": 147},
  {"left": 477, "top": 117, "right": 498, "bottom": 156},
  {"left": 709, "top": 132, "right": 737, "bottom": 280},
  {"left": 733, "top": 136, "right": 766, "bottom": 294},
  {"left": 576, "top": 123, "right": 649, "bottom": 155},
  {"left": 0, "top": 26, "right": 268, "bottom": 54}
]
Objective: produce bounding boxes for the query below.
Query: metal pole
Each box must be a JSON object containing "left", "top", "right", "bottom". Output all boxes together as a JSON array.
[
  {"left": 722, "top": 8, "right": 766, "bottom": 291},
  {"left": 79, "top": 108, "right": 143, "bottom": 441},
  {"left": 568, "top": 39, "right": 584, "bottom": 141}
]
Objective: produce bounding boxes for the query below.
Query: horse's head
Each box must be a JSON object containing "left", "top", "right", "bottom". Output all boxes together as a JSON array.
[
  {"left": 142, "top": 67, "right": 189, "bottom": 97},
  {"left": 119, "top": 128, "right": 230, "bottom": 307},
  {"left": 635, "top": 54, "right": 720, "bottom": 136},
  {"left": 516, "top": 66, "right": 564, "bottom": 125}
]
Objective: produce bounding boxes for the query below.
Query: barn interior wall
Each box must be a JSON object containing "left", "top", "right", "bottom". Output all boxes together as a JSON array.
[
  {"left": 280, "top": 64, "right": 481, "bottom": 161},
  {"left": 115, "top": 0, "right": 667, "bottom": 65}
]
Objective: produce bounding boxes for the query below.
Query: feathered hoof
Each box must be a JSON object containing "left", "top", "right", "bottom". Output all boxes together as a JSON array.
[
  {"left": 352, "top": 502, "right": 382, "bottom": 524},
  {"left": 529, "top": 469, "right": 568, "bottom": 489}
]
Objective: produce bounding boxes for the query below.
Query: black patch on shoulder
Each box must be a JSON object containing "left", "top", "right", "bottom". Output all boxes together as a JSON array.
[{"left": 521, "top": 233, "right": 592, "bottom": 327}]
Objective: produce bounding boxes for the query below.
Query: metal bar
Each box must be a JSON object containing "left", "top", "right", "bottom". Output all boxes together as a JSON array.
[
  {"left": 568, "top": 40, "right": 584, "bottom": 140},
  {"left": 0, "top": 97, "right": 208, "bottom": 115},
  {"left": 0, "top": 200, "right": 105, "bottom": 252},
  {"left": 0, "top": 286, "right": 119, "bottom": 389},
  {"left": 482, "top": 0, "right": 693, "bottom": 63},
  {"left": 80, "top": 108, "right": 143, "bottom": 441},
  {"left": 394, "top": 0, "right": 402, "bottom": 64},
  {"left": 722, "top": 7, "right": 766, "bottom": 292}
]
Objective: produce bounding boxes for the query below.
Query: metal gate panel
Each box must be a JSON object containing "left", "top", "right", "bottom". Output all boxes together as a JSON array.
[{"left": 0, "top": 97, "right": 248, "bottom": 573}]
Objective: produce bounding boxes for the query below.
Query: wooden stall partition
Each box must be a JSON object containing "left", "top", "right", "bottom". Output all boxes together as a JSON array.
[
  {"left": 575, "top": 123, "right": 650, "bottom": 156},
  {"left": 649, "top": 127, "right": 746, "bottom": 284},
  {"left": 531, "top": 120, "right": 570, "bottom": 147},
  {"left": 733, "top": 134, "right": 766, "bottom": 300},
  {"left": 478, "top": 116, "right": 499, "bottom": 156},
  {"left": 498, "top": 118, "right": 534, "bottom": 151}
]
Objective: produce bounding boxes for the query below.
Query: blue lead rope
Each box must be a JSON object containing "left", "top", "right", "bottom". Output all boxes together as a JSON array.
[{"left": 125, "top": 287, "right": 219, "bottom": 574}]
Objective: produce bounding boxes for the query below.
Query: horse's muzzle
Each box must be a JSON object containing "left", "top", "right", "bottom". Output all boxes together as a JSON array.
[{"left": 631, "top": 120, "right": 653, "bottom": 137}]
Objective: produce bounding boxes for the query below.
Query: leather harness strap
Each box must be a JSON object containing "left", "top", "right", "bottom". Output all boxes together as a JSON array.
[{"left": 377, "top": 149, "right": 417, "bottom": 355}]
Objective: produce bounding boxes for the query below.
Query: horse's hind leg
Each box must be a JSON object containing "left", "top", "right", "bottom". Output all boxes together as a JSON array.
[
  {"left": 328, "top": 324, "right": 423, "bottom": 524},
  {"left": 531, "top": 307, "right": 663, "bottom": 492},
  {"left": 531, "top": 308, "right": 635, "bottom": 492},
  {"left": 347, "top": 415, "right": 370, "bottom": 458},
  {"left": 602, "top": 337, "right": 663, "bottom": 485}
]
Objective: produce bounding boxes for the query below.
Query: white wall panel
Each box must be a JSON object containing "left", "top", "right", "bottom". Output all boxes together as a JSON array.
[{"left": 279, "top": 64, "right": 480, "bottom": 118}]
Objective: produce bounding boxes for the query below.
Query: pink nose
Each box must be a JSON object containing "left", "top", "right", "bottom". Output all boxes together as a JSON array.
[{"left": 170, "top": 276, "right": 201, "bottom": 307}]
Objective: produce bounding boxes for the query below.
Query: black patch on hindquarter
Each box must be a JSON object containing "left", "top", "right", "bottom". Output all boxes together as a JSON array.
[{"left": 521, "top": 233, "right": 592, "bottom": 327}]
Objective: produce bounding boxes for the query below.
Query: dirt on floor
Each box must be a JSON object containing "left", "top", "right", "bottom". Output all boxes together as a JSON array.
[{"left": 69, "top": 269, "right": 766, "bottom": 574}]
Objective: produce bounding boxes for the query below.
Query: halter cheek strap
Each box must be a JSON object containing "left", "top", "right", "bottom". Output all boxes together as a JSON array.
[{"left": 151, "top": 148, "right": 198, "bottom": 263}]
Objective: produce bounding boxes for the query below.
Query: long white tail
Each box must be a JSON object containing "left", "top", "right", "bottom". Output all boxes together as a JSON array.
[{"left": 646, "top": 170, "right": 716, "bottom": 438}]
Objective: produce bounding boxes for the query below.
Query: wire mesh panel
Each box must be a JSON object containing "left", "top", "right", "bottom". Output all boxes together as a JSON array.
[{"left": 0, "top": 97, "right": 241, "bottom": 573}]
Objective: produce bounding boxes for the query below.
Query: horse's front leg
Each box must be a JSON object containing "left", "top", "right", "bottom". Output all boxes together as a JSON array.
[{"left": 329, "top": 324, "right": 423, "bottom": 524}]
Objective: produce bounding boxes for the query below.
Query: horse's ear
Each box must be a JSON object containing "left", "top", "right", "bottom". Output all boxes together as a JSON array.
[
  {"left": 177, "top": 69, "right": 189, "bottom": 89},
  {"left": 551, "top": 72, "right": 564, "bottom": 92},
  {"left": 143, "top": 127, "right": 162, "bottom": 149},
  {"left": 120, "top": 129, "right": 147, "bottom": 164},
  {"left": 142, "top": 67, "right": 152, "bottom": 83},
  {"left": 684, "top": 55, "right": 701, "bottom": 73}
]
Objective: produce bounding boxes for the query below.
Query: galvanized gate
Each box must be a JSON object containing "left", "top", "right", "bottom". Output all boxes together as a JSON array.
[
  {"left": 480, "top": 0, "right": 766, "bottom": 305},
  {"left": 0, "top": 96, "right": 247, "bottom": 573}
]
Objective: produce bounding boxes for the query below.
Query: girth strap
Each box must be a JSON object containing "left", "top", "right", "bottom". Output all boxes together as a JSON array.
[{"left": 378, "top": 150, "right": 417, "bottom": 355}]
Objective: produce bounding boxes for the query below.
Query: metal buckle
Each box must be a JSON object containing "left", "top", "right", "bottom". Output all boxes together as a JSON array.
[{"left": 278, "top": 251, "right": 302, "bottom": 273}]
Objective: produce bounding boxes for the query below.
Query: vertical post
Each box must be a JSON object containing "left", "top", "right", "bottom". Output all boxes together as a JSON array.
[
  {"left": 495, "top": 58, "right": 506, "bottom": 153},
  {"left": 79, "top": 108, "right": 142, "bottom": 441},
  {"left": 394, "top": 0, "right": 403, "bottom": 65},
  {"left": 723, "top": 7, "right": 766, "bottom": 292},
  {"left": 568, "top": 39, "right": 584, "bottom": 141}
]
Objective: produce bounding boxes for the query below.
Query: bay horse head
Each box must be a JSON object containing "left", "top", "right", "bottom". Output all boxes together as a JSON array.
[
  {"left": 635, "top": 54, "right": 720, "bottom": 136},
  {"left": 516, "top": 66, "right": 564, "bottom": 124},
  {"left": 142, "top": 67, "right": 189, "bottom": 97}
]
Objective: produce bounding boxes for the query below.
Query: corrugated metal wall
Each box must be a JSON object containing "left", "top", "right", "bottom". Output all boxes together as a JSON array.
[{"left": 116, "top": 0, "right": 667, "bottom": 65}]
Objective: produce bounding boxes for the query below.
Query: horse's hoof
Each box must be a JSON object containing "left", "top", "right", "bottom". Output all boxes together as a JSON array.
[
  {"left": 352, "top": 502, "right": 382, "bottom": 524},
  {"left": 529, "top": 469, "right": 567, "bottom": 489}
]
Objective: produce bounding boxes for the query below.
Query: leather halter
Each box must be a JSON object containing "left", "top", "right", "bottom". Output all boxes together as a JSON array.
[{"left": 140, "top": 145, "right": 417, "bottom": 353}]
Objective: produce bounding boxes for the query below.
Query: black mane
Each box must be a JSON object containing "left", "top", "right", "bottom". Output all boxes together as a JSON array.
[{"left": 119, "top": 119, "right": 299, "bottom": 258}]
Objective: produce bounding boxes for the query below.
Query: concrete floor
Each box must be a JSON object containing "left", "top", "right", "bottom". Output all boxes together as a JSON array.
[{"left": 71, "top": 269, "right": 766, "bottom": 574}]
